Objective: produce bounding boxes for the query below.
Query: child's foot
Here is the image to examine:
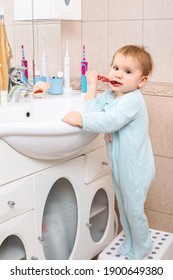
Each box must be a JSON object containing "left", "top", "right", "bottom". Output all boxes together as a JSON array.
[
  {"left": 126, "top": 243, "right": 153, "bottom": 260},
  {"left": 118, "top": 240, "right": 132, "bottom": 255}
]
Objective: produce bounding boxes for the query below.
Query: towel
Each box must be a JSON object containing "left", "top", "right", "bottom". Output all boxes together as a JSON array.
[{"left": 0, "top": 21, "right": 10, "bottom": 90}]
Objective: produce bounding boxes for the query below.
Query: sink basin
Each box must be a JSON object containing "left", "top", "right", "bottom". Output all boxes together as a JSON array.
[{"left": 0, "top": 93, "right": 98, "bottom": 160}]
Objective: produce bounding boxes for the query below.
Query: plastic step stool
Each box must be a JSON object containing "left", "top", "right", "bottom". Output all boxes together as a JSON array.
[{"left": 98, "top": 229, "right": 173, "bottom": 260}]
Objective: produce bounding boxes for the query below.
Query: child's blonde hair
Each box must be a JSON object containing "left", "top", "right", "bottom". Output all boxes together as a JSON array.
[{"left": 111, "top": 45, "right": 154, "bottom": 76}]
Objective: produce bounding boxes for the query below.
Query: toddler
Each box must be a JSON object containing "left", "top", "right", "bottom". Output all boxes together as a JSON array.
[{"left": 62, "top": 45, "right": 155, "bottom": 260}]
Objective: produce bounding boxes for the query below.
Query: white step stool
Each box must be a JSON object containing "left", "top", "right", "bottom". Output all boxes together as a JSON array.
[{"left": 98, "top": 229, "right": 173, "bottom": 260}]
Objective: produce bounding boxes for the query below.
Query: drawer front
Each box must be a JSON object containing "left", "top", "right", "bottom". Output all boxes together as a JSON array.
[
  {"left": 85, "top": 147, "right": 111, "bottom": 184},
  {"left": 0, "top": 176, "right": 34, "bottom": 223}
]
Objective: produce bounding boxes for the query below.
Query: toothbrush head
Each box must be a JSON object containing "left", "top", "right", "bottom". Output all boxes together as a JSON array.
[
  {"left": 21, "top": 45, "right": 25, "bottom": 59},
  {"left": 82, "top": 45, "right": 86, "bottom": 60},
  {"left": 97, "top": 75, "right": 110, "bottom": 83}
]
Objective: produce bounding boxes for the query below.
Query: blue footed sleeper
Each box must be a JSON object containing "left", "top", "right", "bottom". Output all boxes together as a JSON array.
[{"left": 82, "top": 89, "right": 155, "bottom": 260}]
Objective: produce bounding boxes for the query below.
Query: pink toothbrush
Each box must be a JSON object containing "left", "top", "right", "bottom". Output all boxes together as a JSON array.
[{"left": 97, "top": 75, "right": 110, "bottom": 83}]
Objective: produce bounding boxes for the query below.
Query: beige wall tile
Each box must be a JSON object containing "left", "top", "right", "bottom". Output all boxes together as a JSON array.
[
  {"left": 145, "top": 156, "right": 173, "bottom": 215},
  {"left": 109, "top": 0, "right": 143, "bottom": 20},
  {"left": 144, "top": 0, "right": 173, "bottom": 19},
  {"left": 143, "top": 20, "right": 173, "bottom": 83},
  {"left": 0, "top": 0, "right": 14, "bottom": 25},
  {"left": 82, "top": 21, "right": 108, "bottom": 76},
  {"left": 82, "top": 0, "right": 108, "bottom": 21},
  {"left": 145, "top": 209, "right": 173, "bottom": 233},
  {"left": 108, "top": 21, "right": 143, "bottom": 65},
  {"left": 144, "top": 95, "right": 173, "bottom": 158}
]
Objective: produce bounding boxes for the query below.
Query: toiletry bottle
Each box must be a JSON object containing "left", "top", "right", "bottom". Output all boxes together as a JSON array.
[
  {"left": 63, "top": 38, "right": 72, "bottom": 94},
  {"left": 81, "top": 45, "right": 88, "bottom": 93},
  {"left": 21, "top": 45, "right": 28, "bottom": 83},
  {"left": 42, "top": 39, "right": 48, "bottom": 81}
]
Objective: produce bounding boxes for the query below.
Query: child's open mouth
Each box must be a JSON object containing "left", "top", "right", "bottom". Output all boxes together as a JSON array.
[{"left": 110, "top": 80, "right": 122, "bottom": 86}]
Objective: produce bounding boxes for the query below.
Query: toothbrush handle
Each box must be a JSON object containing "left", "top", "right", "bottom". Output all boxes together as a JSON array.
[
  {"left": 21, "top": 59, "right": 28, "bottom": 82},
  {"left": 81, "top": 75, "right": 87, "bottom": 93},
  {"left": 81, "top": 61, "right": 88, "bottom": 75}
]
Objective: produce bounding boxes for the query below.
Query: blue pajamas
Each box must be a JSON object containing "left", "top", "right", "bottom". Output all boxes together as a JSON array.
[{"left": 82, "top": 89, "right": 155, "bottom": 259}]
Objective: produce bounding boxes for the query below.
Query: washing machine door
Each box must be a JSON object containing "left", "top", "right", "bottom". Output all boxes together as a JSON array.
[
  {"left": 42, "top": 177, "right": 78, "bottom": 260},
  {"left": 0, "top": 235, "right": 26, "bottom": 260},
  {"left": 88, "top": 188, "right": 109, "bottom": 242}
]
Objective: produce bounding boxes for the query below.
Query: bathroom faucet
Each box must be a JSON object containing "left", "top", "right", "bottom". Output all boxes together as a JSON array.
[{"left": 8, "top": 67, "right": 33, "bottom": 102}]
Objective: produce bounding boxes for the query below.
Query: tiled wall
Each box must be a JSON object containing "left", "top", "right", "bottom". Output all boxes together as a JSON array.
[
  {"left": 2, "top": 0, "right": 173, "bottom": 232},
  {"left": 143, "top": 85, "right": 173, "bottom": 233}
]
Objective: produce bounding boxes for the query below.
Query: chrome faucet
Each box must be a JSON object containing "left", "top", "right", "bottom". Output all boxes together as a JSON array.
[{"left": 8, "top": 67, "right": 33, "bottom": 102}]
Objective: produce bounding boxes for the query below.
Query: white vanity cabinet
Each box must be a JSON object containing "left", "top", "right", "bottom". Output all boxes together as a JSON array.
[
  {"left": 13, "top": 0, "right": 81, "bottom": 20},
  {"left": 0, "top": 136, "right": 117, "bottom": 260}
]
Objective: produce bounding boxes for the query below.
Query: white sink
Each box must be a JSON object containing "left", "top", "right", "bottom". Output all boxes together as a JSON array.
[{"left": 0, "top": 93, "right": 98, "bottom": 160}]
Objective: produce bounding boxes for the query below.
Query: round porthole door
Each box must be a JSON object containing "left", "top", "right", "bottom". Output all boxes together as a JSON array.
[
  {"left": 0, "top": 235, "right": 26, "bottom": 260},
  {"left": 88, "top": 189, "right": 109, "bottom": 242},
  {"left": 42, "top": 178, "right": 78, "bottom": 259}
]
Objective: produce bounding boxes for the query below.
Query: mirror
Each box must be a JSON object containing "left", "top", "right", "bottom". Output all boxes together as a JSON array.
[{"left": 0, "top": 0, "right": 81, "bottom": 91}]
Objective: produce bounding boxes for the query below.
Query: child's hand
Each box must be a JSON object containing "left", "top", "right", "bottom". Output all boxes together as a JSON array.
[
  {"left": 62, "top": 111, "right": 83, "bottom": 128},
  {"left": 86, "top": 71, "right": 99, "bottom": 86},
  {"left": 104, "top": 133, "right": 112, "bottom": 143}
]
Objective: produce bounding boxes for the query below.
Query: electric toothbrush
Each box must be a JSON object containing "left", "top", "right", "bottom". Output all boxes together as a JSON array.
[
  {"left": 81, "top": 45, "right": 88, "bottom": 93},
  {"left": 21, "top": 45, "right": 28, "bottom": 83},
  {"left": 63, "top": 38, "right": 72, "bottom": 94},
  {"left": 42, "top": 39, "right": 48, "bottom": 81}
]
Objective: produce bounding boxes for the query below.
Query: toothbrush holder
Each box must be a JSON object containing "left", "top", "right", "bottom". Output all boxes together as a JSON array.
[{"left": 48, "top": 76, "right": 63, "bottom": 95}]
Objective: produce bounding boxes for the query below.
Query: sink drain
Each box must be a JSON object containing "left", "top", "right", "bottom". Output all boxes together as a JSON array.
[{"left": 26, "top": 112, "right": 31, "bottom": 117}]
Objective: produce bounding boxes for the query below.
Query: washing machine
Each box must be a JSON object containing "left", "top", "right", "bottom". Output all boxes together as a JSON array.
[
  {"left": 33, "top": 155, "right": 118, "bottom": 260},
  {"left": 0, "top": 211, "right": 36, "bottom": 260}
]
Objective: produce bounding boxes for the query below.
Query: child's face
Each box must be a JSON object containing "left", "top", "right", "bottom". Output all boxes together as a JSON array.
[{"left": 108, "top": 53, "right": 147, "bottom": 94}]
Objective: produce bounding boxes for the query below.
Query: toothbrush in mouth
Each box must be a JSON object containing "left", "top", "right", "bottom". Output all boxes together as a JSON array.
[
  {"left": 97, "top": 75, "right": 121, "bottom": 86},
  {"left": 97, "top": 75, "right": 110, "bottom": 83}
]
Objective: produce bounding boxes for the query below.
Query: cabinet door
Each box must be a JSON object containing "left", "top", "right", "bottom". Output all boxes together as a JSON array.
[
  {"left": 85, "top": 146, "right": 111, "bottom": 184},
  {"left": 88, "top": 176, "right": 114, "bottom": 243},
  {"left": 34, "top": 156, "right": 85, "bottom": 260},
  {"left": 14, "top": 0, "right": 51, "bottom": 20},
  {"left": 13, "top": 0, "right": 81, "bottom": 20},
  {"left": 51, "top": 0, "right": 81, "bottom": 20},
  {"left": 33, "top": 0, "right": 51, "bottom": 19},
  {"left": 14, "top": 0, "right": 33, "bottom": 20},
  {"left": 0, "top": 176, "right": 34, "bottom": 223},
  {"left": 0, "top": 211, "right": 36, "bottom": 260}
]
